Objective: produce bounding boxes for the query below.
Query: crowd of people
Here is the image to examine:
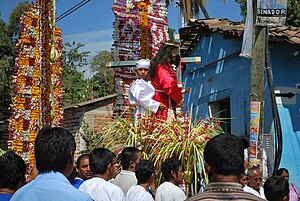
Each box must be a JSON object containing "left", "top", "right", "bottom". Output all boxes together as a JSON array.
[
  {"left": 1, "top": 127, "right": 299, "bottom": 201},
  {"left": 1, "top": 43, "right": 299, "bottom": 201}
]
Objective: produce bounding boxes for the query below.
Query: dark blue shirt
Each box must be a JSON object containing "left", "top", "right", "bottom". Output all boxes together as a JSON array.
[
  {"left": 72, "top": 178, "right": 84, "bottom": 189},
  {"left": 0, "top": 193, "right": 12, "bottom": 201}
]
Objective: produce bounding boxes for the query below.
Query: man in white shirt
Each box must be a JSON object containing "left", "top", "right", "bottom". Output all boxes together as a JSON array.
[
  {"left": 79, "top": 148, "right": 125, "bottom": 201},
  {"left": 126, "top": 160, "right": 155, "bottom": 201},
  {"left": 112, "top": 147, "right": 142, "bottom": 194},
  {"left": 155, "top": 158, "right": 186, "bottom": 201},
  {"left": 243, "top": 167, "right": 266, "bottom": 199}
]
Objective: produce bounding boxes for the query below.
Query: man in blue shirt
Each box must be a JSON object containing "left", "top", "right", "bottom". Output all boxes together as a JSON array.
[
  {"left": 11, "top": 127, "right": 93, "bottom": 201},
  {"left": 0, "top": 151, "right": 26, "bottom": 201},
  {"left": 72, "top": 153, "right": 93, "bottom": 188}
]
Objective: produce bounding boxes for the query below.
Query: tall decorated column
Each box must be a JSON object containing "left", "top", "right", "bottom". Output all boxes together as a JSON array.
[
  {"left": 111, "top": 0, "right": 169, "bottom": 118},
  {"left": 8, "top": 0, "right": 63, "bottom": 164}
]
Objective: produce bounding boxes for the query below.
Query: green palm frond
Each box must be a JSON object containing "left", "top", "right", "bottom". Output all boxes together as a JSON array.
[{"left": 83, "top": 114, "right": 223, "bottom": 197}]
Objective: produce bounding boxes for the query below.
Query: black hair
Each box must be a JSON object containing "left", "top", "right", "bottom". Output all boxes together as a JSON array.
[
  {"left": 239, "top": 172, "right": 247, "bottom": 179},
  {"left": 89, "top": 148, "right": 113, "bottom": 174},
  {"left": 120, "top": 147, "right": 141, "bottom": 170},
  {"left": 204, "top": 134, "right": 244, "bottom": 176},
  {"left": 161, "top": 157, "right": 181, "bottom": 181},
  {"left": 264, "top": 175, "right": 289, "bottom": 201},
  {"left": 150, "top": 43, "right": 179, "bottom": 78},
  {"left": 0, "top": 151, "right": 26, "bottom": 189},
  {"left": 135, "top": 160, "right": 154, "bottom": 185},
  {"left": 35, "top": 127, "right": 76, "bottom": 173},
  {"left": 76, "top": 153, "right": 89, "bottom": 167},
  {"left": 67, "top": 166, "right": 77, "bottom": 183},
  {"left": 241, "top": 138, "right": 249, "bottom": 149},
  {"left": 276, "top": 168, "right": 289, "bottom": 176}
]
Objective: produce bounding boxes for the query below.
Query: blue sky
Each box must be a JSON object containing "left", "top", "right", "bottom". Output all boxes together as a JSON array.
[{"left": 0, "top": 0, "right": 243, "bottom": 57}]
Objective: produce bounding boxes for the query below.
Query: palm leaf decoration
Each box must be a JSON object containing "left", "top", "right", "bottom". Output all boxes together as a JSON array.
[{"left": 83, "top": 113, "right": 223, "bottom": 197}]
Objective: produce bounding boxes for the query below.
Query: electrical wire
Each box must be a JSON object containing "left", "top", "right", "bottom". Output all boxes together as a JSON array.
[
  {"left": 264, "top": 26, "right": 283, "bottom": 176},
  {"left": 56, "top": 0, "right": 91, "bottom": 22}
]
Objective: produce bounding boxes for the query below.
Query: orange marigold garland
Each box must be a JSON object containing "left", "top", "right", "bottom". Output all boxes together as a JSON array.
[
  {"left": 138, "top": 1, "right": 149, "bottom": 59},
  {"left": 51, "top": 28, "right": 64, "bottom": 127},
  {"left": 8, "top": 0, "right": 63, "bottom": 164}
]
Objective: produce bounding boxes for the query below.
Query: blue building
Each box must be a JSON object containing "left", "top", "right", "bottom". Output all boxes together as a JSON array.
[{"left": 179, "top": 18, "right": 300, "bottom": 186}]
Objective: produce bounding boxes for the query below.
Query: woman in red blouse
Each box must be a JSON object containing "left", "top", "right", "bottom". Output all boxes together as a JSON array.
[{"left": 150, "top": 43, "right": 183, "bottom": 120}]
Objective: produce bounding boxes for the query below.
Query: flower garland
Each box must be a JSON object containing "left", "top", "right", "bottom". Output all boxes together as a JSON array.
[
  {"left": 138, "top": 1, "right": 149, "bottom": 59},
  {"left": 112, "top": 0, "right": 169, "bottom": 118},
  {"left": 51, "top": 28, "right": 64, "bottom": 127},
  {"left": 8, "top": 0, "right": 63, "bottom": 164},
  {"left": 9, "top": 3, "right": 41, "bottom": 164}
]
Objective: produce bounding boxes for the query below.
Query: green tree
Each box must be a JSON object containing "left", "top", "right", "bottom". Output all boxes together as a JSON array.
[
  {"left": 62, "top": 42, "right": 91, "bottom": 105},
  {"left": 8, "top": 2, "right": 30, "bottom": 41},
  {"left": 0, "top": 3, "right": 28, "bottom": 118},
  {"left": 286, "top": 0, "right": 300, "bottom": 26},
  {"left": 0, "top": 19, "right": 13, "bottom": 115},
  {"left": 89, "top": 50, "right": 115, "bottom": 97}
]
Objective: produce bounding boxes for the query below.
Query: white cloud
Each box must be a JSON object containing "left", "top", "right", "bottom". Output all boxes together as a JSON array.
[{"left": 62, "top": 29, "right": 113, "bottom": 55}]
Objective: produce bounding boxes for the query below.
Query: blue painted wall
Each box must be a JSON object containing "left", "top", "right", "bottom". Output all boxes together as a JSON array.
[
  {"left": 264, "top": 43, "right": 300, "bottom": 186},
  {"left": 182, "top": 33, "right": 300, "bottom": 187},
  {"left": 182, "top": 33, "right": 251, "bottom": 136}
]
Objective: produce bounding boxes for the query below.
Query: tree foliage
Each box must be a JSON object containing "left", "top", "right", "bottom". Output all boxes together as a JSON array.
[
  {"left": 0, "top": 3, "right": 28, "bottom": 118},
  {"left": 62, "top": 43, "right": 115, "bottom": 106},
  {"left": 89, "top": 50, "right": 114, "bottom": 97},
  {"left": 8, "top": 2, "right": 31, "bottom": 41},
  {"left": 286, "top": 0, "right": 300, "bottom": 26},
  {"left": 62, "top": 42, "right": 90, "bottom": 105}
]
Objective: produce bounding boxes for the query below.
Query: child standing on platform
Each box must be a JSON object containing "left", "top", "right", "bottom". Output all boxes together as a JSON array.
[{"left": 128, "top": 59, "right": 165, "bottom": 122}]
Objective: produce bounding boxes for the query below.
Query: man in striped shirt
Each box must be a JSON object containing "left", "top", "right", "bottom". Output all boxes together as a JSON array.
[{"left": 187, "top": 134, "right": 266, "bottom": 201}]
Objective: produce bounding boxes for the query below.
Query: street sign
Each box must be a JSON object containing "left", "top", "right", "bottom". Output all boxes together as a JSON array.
[{"left": 275, "top": 87, "right": 296, "bottom": 105}]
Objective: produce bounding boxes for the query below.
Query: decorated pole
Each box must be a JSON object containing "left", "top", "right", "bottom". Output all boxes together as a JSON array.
[
  {"left": 111, "top": 0, "right": 169, "bottom": 118},
  {"left": 44, "top": 0, "right": 52, "bottom": 126},
  {"left": 8, "top": 0, "right": 63, "bottom": 164},
  {"left": 138, "top": 1, "right": 149, "bottom": 59}
]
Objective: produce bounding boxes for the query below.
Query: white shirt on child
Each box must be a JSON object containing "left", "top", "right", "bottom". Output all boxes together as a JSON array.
[
  {"left": 126, "top": 185, "right": 154, "bottom": 201},
  {"left": 79, "top": 177, "right": 125, "bottom": 201},
  {"left": 155, "top": 182, "right": 186, "bottom": 201},
  {"left": 128, "top": 79, "right": 160, "bottom": 120}
]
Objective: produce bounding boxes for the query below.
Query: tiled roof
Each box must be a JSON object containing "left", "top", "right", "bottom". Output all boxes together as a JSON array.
[{"left": 179, "top": 18, "right": 300, "bottom": 56}]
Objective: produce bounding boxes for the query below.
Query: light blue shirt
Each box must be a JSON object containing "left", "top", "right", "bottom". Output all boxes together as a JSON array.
[{"left": 11, "top": 171, "right": 93, "bottom": 201}]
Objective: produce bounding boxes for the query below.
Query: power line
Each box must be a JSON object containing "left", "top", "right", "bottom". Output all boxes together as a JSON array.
[{"left": 56, "top": 0, "right": 91, "bottom": 22}]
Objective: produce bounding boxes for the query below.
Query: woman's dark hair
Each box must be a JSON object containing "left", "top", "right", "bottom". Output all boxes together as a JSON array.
[
  {"left": 150, "top": 43, "right": 178, "bottom": 78},
  {"left": 276, "top": 168, "right": 289, "bottom": 176}
]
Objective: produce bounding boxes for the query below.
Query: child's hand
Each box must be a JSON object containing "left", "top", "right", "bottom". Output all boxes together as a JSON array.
[
  {"left": 181, "top": 88, "right": 190, "bottom": 94},
  {"left": 158, "top": 103, "right": 166, "bottom": 110}
]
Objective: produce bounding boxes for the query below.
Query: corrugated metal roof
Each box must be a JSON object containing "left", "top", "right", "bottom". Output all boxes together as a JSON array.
[{"left": 179, "top": 18, "right": 300, "bottom": 56}]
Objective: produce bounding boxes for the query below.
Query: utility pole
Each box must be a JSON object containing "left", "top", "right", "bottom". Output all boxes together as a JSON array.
[{"left": 249, "top": 0, "right": 267, "bottom": 166}]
